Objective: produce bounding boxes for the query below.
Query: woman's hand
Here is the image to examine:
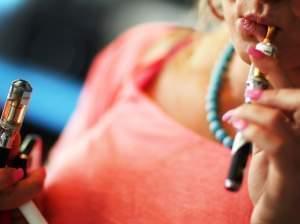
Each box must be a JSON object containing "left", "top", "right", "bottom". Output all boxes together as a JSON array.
[
  {"left": 223, "top": 48, "right": 300, "bottom": 223},
  {"left": 0, "top": 133, "right": 46, "bottom": 224},
  {"left": 0, "top": 167, "right": 46, "bottom": 210}
]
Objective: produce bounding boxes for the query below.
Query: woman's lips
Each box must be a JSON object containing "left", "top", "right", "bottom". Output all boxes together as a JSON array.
[{"left": 238, "top": 18, "right": 268, "bottom": 41}]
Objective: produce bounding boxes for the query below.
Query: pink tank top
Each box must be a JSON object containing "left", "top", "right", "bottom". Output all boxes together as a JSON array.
[{"left": 41, "top": 23, "right": 253, "bottom": 223}]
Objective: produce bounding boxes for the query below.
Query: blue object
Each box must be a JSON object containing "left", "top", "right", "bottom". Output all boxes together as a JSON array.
[
  {"left": 0, "top": 58, "right": 82, "bottom": 133},
  {"left": 206, "top": 44, "right": 234, "bottom": 149},
  {"left": 0, "top": 0, "right": 24, "bottom": 17}
]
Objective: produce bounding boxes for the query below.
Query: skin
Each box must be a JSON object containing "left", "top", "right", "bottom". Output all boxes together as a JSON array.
[
  {"left": 222, "top": 0, "right": 300, "bottom": 223},
  {"left": 149, "top": 0, "right": 300, "bottom": 223},
  {"left": 0, "top": 133, "right": 45, "bottom": 223}
]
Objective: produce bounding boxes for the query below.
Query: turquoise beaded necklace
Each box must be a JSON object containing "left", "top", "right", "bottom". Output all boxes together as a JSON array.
[{"left": 205, "top": 44, "right": 235, "bottom": 149}]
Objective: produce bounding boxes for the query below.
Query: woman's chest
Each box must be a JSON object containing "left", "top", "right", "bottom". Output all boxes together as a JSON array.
[
  {"left": 145, "top": 52, "right": 245, "bottom": 142},
  {"left": 146, "top": 62, "right": 220, "bottom": 142}
]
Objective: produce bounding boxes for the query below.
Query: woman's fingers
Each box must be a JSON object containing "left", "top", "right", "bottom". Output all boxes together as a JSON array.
[
  {"left": 224, "top": 104, "right": 292, "bottom": 141},
  {"left": 223, "top": 104, "right": 299, "bottom": 172},
  {"left": 0, "top": 168, "right": 24, "bottom": 191},
  {"left": 223, "top": 104, "right": 294, "bottom": 155},
  {"left": 28, "top": 136, "right": 43, "bottom": 172},
  {"left": 0, "top": 167, "right": 46, "bottom": 210},
  {"left": 247, "top": 88, "right": 300, "bottom": 131},
  {"left": 234, "top": 121, "right": 299, "bottom": 175},
  {"left": 238, "top": 123, "right": 284, "bottom": 156},
  {"left": 251, "top": 89, "right": 300, "bottom": 112},
  {"left": 248, "top": 47, "right": 293, "bottom": 88}
]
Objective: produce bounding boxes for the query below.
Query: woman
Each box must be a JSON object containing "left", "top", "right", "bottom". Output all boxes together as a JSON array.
[{"left": 1, "top": 0, "right": 300, "bottom": 223}]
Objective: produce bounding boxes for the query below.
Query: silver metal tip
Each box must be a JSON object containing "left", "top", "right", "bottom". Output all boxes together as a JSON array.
[
  {"left": 12, "top": 79, "right": 32, "bottom": 92},
  {"left": 224, "top": 179, "right": 240, "bottom": 192}
]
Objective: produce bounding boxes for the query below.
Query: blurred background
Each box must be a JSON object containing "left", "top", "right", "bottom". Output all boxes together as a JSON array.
[{"left": 0, "top": 0, "right": 197, "bottom": 156}]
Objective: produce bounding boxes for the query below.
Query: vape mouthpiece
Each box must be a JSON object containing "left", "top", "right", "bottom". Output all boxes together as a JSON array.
[
  {"left": 0, "top": 80, "right": 32, "bottom": 129},
  {"left": 256, "top": 26, "right": 277, "bottom": 57},
  {"left": 0, "top": 80, "right": 32, "bottom": 148},
  {"left": 264, "top": 26, "right": 276, "bottom": 43}
]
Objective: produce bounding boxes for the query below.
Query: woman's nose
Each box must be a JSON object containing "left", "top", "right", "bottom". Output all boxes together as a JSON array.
[
  {"left": 249, "top": 0, "right": 268, "bottom": 15},
  {"left": 243, "top": 0, "right": 274, "bottom": 16}
]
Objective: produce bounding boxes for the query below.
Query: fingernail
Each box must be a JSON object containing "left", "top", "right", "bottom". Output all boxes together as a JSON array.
[
  {"left": 13, "top": 168, "right": 24, "bottom": 182},
  {"left": 245, "top": 89, "right": 263, "bottom": 100},
  {"left": 248, "top": 47, "right": 265, "bottom": 59},
  {"left": 232, "top": 119, "right": 248, "bottom": 131},
  {"left": 222, "top": 109, "right": 236, "bottom": 122}
]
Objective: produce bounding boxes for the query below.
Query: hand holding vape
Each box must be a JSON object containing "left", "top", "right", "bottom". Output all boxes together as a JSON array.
[
  {"left": 0, "top": 80, "right": 32, "bottom": 166},
  {"left": 225, "top": 26, "right": 277, "bottom": 191},
  {"left": 0, "top": 80, "right": 48, "bottom": 224}
]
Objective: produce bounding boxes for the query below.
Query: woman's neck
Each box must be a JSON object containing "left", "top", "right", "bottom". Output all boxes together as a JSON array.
[
  {"left": 191, "top": 27, "right": 251, "bottom": 137},
  {"left": 192, "top": 26, "right": 250, "bottom": 107},
  {"left": 146, "top": 26, "right": 252, "bottom": 140},
  {"left": 222, "top": 51, "right": 250, "bottom": 105}
]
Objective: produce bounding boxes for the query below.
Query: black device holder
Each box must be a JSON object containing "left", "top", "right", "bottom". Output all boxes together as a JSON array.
[
  {"left": 0, "top": 135, "right": 39, "bottom": 177},
  {"left": 226, "top": 143, "right": 252, "bottom": 191},
  {"left": 0, "top": 147, "right": 9, "bottom": 168},
  {"left": 9, "top": 135, "right": 39, "bottom": 176}
]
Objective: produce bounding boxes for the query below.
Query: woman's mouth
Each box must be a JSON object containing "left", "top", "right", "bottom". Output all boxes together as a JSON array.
[{"left": 238, "top": 18, "right": 268, "bottom": 41}]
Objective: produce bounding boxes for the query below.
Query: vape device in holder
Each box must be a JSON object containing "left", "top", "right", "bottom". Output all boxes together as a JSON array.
[
  {"left": 0, "top": 80, "right": 32, "bottom": 166},
  {"left": 0, "top": 80, "right": 48, "bottom": 224},
  {"left": 225, "top": 27, "right": 277, "bottom": 191}
]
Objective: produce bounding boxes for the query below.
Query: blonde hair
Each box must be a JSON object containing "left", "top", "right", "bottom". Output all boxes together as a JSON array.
[{"left": 197, "top": 0, "right": 223, "bottom": 32}]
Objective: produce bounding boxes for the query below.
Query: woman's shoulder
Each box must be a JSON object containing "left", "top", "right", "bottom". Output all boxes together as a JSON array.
[
  {"left": 139, "top": 23, "right": 196, "bottom": 64},
  {"left": 140, "top": 23, "right": 230, "bottom": 67},
  {"left": 84, "top": 22, "right": 198, "bottom": 91},
  {"left": 88, "top": 22, "right": 197, "bottom": 80},
  {"left": 92, "top": 22, "right": 229, "bottom": 70},
  {"left": 100, "top": 22, "right": 195, "bottom": 53}
]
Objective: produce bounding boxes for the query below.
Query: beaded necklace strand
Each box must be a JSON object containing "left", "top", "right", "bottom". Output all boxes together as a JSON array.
[{"left": 205, "top": 44, "right": 235, "bottom": 149}]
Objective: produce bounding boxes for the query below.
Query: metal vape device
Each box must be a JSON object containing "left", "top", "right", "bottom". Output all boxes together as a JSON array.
[
  {"left": 225, "top": 26, "right": 277, "bottom": 191},
  {"left": 0, "top": 80, "right": 48, "bottom": 224},
  {"left": 0, "top": 80, "right": 32, "bottom": 167}
]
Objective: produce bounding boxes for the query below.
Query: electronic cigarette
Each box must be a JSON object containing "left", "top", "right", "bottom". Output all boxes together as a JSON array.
[
  {"left": 225, "top": 26, "right": 277, "bottom": 191},
  {"left": 0, "top": 80, "right": 32, "bottom": 167},
  {"left": 0, "top": 80, "right": 48, "bottom": 224}
]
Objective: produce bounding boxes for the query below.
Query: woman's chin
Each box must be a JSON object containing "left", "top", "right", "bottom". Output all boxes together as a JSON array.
[
  {"left": 239, "top": 49, "right": 251, "bottom": 64},
  {"left": 234, "top": 40, "right": 257, "bottom": 65}
]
